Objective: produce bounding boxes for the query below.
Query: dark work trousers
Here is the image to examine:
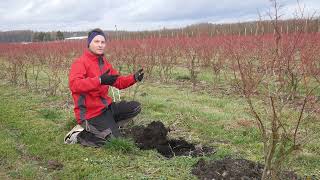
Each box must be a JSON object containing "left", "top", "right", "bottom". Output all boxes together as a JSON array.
[{"left": 77, "top": 100, "right": 141, "bottom": 147}]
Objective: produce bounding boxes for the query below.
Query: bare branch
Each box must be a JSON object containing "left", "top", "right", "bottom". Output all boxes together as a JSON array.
[{"left": 293, "top": 87, "right": 317, "bottom": 145}]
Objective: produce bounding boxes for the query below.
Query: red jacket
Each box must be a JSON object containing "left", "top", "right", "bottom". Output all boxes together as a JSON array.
[{"left": 69, "top": 49, "right": 136, "bottom": 124}]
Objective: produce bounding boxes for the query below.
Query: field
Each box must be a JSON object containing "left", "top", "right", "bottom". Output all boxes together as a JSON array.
[
  {"left": 0, "top": 26, "right": 319, "bottom": 179},
  {"left": 0, "top": 78, "right": 318, "bottom": 179}
]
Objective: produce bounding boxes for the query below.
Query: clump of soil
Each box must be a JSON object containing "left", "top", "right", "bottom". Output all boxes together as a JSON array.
[
  {"left": 47, "top": 160, "right": 63, "bottom": 171},
  {"left": 192, "top": 158, "right": 300, "bottom": 180},
  {"left": 121, "top": 121, "right": 215, "bottom": 158},
  {"left": 192, "top": 158, "right": 263, "bottom": 179}
]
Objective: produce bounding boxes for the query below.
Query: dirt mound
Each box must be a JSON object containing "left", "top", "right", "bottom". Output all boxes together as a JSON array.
[
  {"left": 121, "top": 121, "right": 215, "bottom": 158},
  {"left": 192, "top": 158, "right": 263, "bottom": 179},
  {"left": 192, "top": 158, "right": 300, "bottom": 180}
]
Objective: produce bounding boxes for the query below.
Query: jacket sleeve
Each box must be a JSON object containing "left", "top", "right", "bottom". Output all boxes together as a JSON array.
[
  {"left": 109, "top": 66, "right": 136, "bottom": 90},
  {"left": 69, "top": 60, "right": 101, "bottom": 93}
]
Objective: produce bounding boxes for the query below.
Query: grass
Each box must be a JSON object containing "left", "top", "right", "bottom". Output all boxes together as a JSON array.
[
  {"left": 0, "top": 71, "right": 319, "bottom": 179},
  {"left": 104, "top": 138, "right": 138, "bottom": 153},
  {"left": 0, "top": 82, "right": 202, "bottom": 179}
]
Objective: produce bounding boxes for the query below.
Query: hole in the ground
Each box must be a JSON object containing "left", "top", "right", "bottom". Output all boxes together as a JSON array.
[{"left": 121, "top": 121, "right": 215, "bottom": 158}]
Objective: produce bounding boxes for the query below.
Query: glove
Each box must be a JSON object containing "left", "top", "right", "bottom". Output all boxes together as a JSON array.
[
  {"left": 134, "top": 68, "right": 144, "bottom": 82},
  {"left": 100, "top": 69, "right": 119, "bottom": 85}
]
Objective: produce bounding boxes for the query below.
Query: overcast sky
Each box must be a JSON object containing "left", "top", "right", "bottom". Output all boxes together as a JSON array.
[{"left": 0, "top": 0, "right": 319, "bottom": 32}]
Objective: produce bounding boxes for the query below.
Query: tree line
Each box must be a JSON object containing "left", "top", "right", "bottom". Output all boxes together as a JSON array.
[
  {"left": 107, "top": 19, "right": 320, "bottom": 40},
  {"left": 0, "top": 30, "right": 65, "bottom": 43},
  {"left": 1, "top": 18, "right": 319, "bottom": 43}
]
